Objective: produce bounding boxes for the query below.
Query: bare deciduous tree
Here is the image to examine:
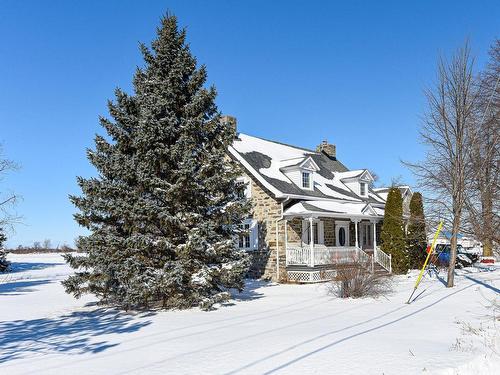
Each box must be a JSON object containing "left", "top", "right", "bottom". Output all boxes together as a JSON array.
[
  {"left": 0, "top": 145, "right": 20, "bottom": 229},
  {"left": 405, "top": 42, "right": 476, "bottom": 287},
  {"left": 464, "top": 40, "right": 500, "bottom": 257},
  {"left": 42, "top": 239, "right": 52, "bottom": 249}
]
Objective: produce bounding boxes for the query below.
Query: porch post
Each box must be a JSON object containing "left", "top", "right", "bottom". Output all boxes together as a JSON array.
[
  {"left": 309, "top": 217, "right": 314, "bottom": 267},
  {"left": 372, "top": 221, "right": 377, "bottom": 251},
  {"left": 276, "top": 220, "right": 279, "bottom": 282},
  {"left": 354, "top": 219, "right": 359, "bottom": 249},
  {"left": 284, "top": 219, "right": 288, "bottom": 266}
]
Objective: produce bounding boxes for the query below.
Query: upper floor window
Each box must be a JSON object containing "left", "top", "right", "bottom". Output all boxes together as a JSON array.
[
  {"left": 302, "top": 172, "right": 311, "bottom": 189},
  {"left": 236, "top": 177, "right": 251, "bottom": 198},
  {"left": 360, "top": 182, "right": 367, "bottom": 196}
]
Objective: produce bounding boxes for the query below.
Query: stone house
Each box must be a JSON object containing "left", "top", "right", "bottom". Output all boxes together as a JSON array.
[{"left": 225, "top": 116, "right": 411, "bottom": 283}]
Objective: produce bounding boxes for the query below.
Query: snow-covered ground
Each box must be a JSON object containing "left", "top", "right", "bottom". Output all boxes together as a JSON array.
[{"left": 0, "top": 253, "right": 499, "bottom": 375}]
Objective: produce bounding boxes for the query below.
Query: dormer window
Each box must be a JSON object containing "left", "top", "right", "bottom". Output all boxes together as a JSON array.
[
  {"left": 338, "top": 170, "right": 374, "bottom": 198},
  {"left": 302, "top": 172, "right": 311, "bottom": 189},
  {"left": 360, "top": 182, "right": 367, "bottom": 196},
  {"left": 279, "top": 156, "right": 319, "bottom": 191}
]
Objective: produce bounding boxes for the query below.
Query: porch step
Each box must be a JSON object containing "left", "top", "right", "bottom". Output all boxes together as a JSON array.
[{"left": 373, "top": 263, "right": 390, "bottom": 276}]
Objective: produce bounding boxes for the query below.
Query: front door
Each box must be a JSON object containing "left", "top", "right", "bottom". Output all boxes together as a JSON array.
[{"left": 336, "top": 222, "right": 349, "bottom": 247}]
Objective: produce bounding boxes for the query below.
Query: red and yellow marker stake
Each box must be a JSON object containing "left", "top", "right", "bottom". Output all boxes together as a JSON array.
[{"left": 406, "top": 221, "right": 444, "bottom": 304}]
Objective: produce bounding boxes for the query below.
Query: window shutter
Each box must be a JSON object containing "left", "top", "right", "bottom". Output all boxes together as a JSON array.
[
  {"left": 250, "top": 220, "right": 258, "bottom": 249},
  {"left": 318, "top": 221, "right": 324, "bottom": 244},
  {"left": 245, "top": 179, "right": 252, "bottom": 198},
  {"left": 302, "top": 219, "right": 309, "bottom": 244}
]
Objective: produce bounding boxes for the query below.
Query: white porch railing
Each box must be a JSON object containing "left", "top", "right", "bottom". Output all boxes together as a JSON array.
[
  {"left": 374, "top": 246, "right": 392, "bottom": 273},
  {"left": 286, "top": 246, "right": 311, "bottom": 266},
  {"left": 286, "top": 245, "right": 372, "bottom": 267}
]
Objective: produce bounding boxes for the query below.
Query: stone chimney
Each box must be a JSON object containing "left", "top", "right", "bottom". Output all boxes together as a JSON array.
[
  {"left": 220, "top": 115, "right": 238, "bottom": 137},
  {"left": 316, "top": 140, "right": 336, "bottom": 159}
]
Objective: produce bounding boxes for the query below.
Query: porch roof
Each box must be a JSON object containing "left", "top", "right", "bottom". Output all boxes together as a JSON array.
[{"left": 283, "top": 200, "right": 384, "bottom": 220}]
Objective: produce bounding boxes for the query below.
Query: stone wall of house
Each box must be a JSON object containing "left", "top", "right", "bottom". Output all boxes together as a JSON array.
[
  {"left": 245, "top": 175, "right": 287, "bottom": 281},
  {"left": 323, "top": 218, "right": 336, "bottom": 246},
  {"left": 287, "top": 218, "right": 302, "bottom": 243}
]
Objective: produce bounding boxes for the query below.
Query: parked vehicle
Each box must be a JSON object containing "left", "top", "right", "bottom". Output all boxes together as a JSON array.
[{"left": 433, "top": 244, "right": 478, "bottom": 268}]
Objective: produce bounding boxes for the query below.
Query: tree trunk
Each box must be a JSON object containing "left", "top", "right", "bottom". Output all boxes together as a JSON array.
[
  {"left": 481, "top": 187, "right": 493, "bottom": 257},
  {"left": 447, "top": 216, "right": 460, "bottom": 287}
]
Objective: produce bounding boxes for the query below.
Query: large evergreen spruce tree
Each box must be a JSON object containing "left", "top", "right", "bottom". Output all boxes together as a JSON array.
[
  {"left": 381, "top": 187, "right": 407, "bottom": 274},
  {"left": 63, "top": 15, "right": 250, "bottom": 310},
  {"left": 406, "top": 192, "right": 427, "bottom": 269},
  {"left": 0, "top": 227, "right": 9, "bottom": 272}
]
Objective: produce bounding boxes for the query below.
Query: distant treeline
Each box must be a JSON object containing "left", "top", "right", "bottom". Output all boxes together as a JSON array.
[{"left": 7, "top": 241, "right": 81, "bottom": 254}]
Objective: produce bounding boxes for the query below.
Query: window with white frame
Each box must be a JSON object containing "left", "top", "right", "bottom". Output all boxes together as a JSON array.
[
  {"left": 239, "top": 223, "right": 251, "bottom": 248},
  {"left": 237, "top": 219, "right": 258, "bottom": 250},
  {"left": 302, "top": 172, "right": 311, "bottom": 189},
  {"left": 236, "top": 177, "right": 251, "bottom": 199},
  {"left": 360, "top": 182, "right": 367, "bottom": 197},
  {"left": 305, "top": 222, "right": 319, "bottom": 244},
  {"left": 302, "top": 220, "right": 324, "bottom": 245}
]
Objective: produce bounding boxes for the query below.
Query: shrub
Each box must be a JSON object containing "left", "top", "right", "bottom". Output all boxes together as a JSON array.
[
  {"left": 328, "top": 254, "right": 392, "bottom": 298},
  {"left": 407, "top": 192, "right": 427, "bottom": 269},
  {"left": 381, "top": 187, "right": 408, "bottom": 274}
]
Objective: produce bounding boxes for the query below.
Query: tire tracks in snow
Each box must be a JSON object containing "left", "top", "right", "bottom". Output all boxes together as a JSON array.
[
  {"left": 231, "top": 283, "right": 477, "bottom": 374},
  {"left": 12, "top": 292, "right": 332, "bottom": 374}
]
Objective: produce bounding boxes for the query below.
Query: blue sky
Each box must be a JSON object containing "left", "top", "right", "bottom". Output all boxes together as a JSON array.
[{"left": 0, "top": 0, "right": 498, "bottom": 247}]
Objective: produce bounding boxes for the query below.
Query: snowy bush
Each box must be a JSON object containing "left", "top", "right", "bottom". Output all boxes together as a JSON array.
[
  {"left": 0, "top": 227, "right": 9, "bottom": 272},
  {"left": 328, "top": 256, "right": 392, "bottom": 298}
]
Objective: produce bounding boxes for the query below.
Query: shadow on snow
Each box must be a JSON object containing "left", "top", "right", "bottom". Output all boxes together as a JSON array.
[
  {"left": 0, "top": 308, "right": 152, "bottom": 363},
  {"left": 228, "top": 279, "right": 273, "bottom": 303},
  {"left": 0, "top": 279, "right": 54, "bottom": 296},
  {"left": 7, "top": 261, "right": 65, "bottom": 273}
]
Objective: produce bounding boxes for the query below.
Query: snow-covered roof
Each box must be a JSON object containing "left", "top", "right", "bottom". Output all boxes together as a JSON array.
[
  {"left": 283, "top": 200, "right": 383, "bottom": 219},
  {"left": 373, "top": 185, "right": 413, "bottom": 201},
  {"left": 229, "top": 133, "right": 386, "bottom": 204},
  {"left": 337, "top": 169, "right": 374, "bottom": 182}
]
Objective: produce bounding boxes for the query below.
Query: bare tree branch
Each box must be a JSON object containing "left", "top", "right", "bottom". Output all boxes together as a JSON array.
[{"left": 403, "top": 41, "right": 476, "bottom": 287}]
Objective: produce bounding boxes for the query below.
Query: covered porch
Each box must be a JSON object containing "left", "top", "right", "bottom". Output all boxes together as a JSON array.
[{"left": 282, "top": 200, "right": 392, "bottom": 283}]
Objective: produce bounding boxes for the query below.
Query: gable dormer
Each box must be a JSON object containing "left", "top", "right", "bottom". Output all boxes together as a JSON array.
[
  {"left": 338, "top": 169, "right": 374, "bottom": 198},
  {"left": 280, "top": 156, "right": 320, "bottom": 191}
]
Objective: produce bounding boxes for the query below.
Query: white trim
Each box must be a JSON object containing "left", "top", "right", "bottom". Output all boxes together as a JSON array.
[
  {"left": 309, "top": 217, "right": 314, "bottom": 267},
  {"left": 280, "top": 156, "right": 320, "bottom": 172},
  {"left": 298, "top": 157, "right": 320, "bottom": 171},
  {"left": 301, "top": 171, "right": 313, "bottom": 191},
  {"left": 361, "top": 203, "right": 378, "bottom": 216},
  {"left": 287, "top": 210, "right": 380, "bottom": 221},
  {"left": 339, "top": 169, "right": 374, "bottom": 183},
  {"left": 335, "top": 219, "right": 350, "bottom": 224}
]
